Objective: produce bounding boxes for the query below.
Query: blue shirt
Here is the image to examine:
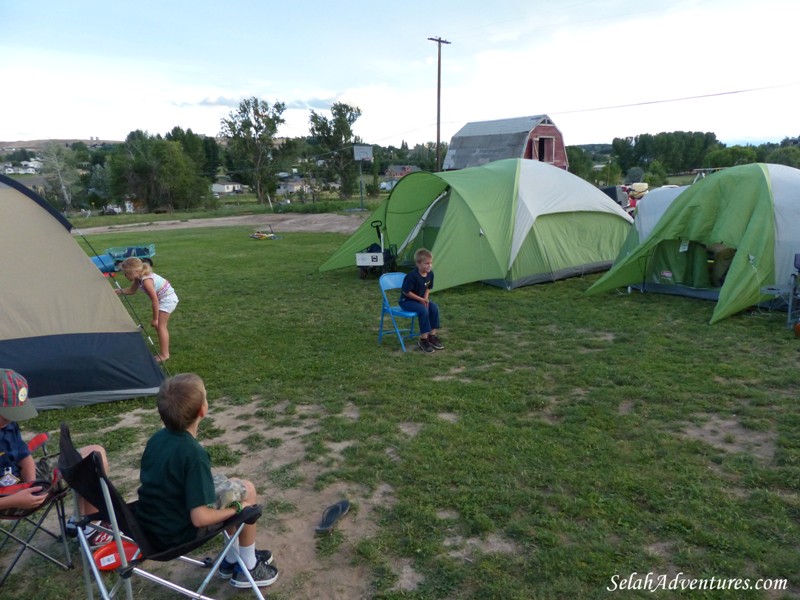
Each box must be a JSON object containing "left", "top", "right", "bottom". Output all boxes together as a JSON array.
[
  {"left": 0, "top": 422, "right": 30, "bottom": 483},
  {"left": 400, "top": 267, "right": 434, "bottom": 303}
]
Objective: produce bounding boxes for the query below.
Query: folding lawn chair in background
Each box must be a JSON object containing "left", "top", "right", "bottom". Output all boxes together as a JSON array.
[
  {"left": 378, "top": 272, "right": 418, "bottom": 352},
  {"left": 0, "top": 432, "right": 72, "bottom": 587},
  {"left": 58, "top": 423, "right": 267, "bottom": 600}
]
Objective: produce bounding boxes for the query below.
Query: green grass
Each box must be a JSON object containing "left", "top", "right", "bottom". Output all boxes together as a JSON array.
[{"left": 4, "top": 222, "right": 800, "bottom": 599}]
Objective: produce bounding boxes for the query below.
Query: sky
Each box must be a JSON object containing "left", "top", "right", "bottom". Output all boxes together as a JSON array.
[{"left": 1, "top": 0, "right": 798, "bottom": 148}]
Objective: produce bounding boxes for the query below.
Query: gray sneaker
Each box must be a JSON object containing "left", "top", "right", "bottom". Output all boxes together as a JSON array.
[
  {"left": 428, "top": 334, "right": 444, "bottom": 350},
  {"left": 219, "top": 549, "right": 273, "bottom": 580},
  {"left": 418, "top": 338, "right": 435, "bottom": 353},
  {"left": 230, "top": 560, "right": 279, "bottom": 588}
]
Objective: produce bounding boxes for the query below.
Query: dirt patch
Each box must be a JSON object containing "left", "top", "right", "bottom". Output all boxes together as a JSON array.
[
  {"left": 681, "top": 414, "right": 776, "bottom": 463},
  {"left": 73, "top": 212, "right": 367, "bottom": 236},
  {"left": 55, "top": 396, "right": 390, "bottom": 599}
]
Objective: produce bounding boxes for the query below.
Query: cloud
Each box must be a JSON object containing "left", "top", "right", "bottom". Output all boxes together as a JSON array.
[
  {"left": 285, "top": 97, "right": 336, "bottom": 111},
  {"left": 194, "top": 97, "right": 242, "bottom": 108}
]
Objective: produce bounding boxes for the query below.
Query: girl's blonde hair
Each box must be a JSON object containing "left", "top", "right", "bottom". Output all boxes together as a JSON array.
[{"left": 119, "top": 257, "right": 153, "bottom": 278}]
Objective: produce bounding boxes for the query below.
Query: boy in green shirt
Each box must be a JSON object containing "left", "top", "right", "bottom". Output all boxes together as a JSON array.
[{"left": 136, "top": 373, "right": 278, "bottom": 589}]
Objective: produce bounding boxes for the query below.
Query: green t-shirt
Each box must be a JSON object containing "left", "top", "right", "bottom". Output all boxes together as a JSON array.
[{"left": 136, "top": 428, "right": 215, "bottom": 549}]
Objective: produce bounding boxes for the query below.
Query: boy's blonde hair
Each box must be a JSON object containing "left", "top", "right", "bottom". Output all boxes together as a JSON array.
[
  {"left": 119, "top": 257, "right": 153, "bottom": 278},
  {"left": 414, "top": 248, "right": 432, "bottom": 264},
  {"left": 157, "top": 373, "right": 206, "bottom": 431}
]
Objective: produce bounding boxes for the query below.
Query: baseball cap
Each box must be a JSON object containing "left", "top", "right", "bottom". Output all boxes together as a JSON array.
[{"left": 0, "top": 369, "right": 38, "bottom": 421}]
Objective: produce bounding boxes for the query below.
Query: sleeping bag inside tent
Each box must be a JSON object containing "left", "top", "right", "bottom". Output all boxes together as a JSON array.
[
  {"left": 320, "top": 158, "right": 633, "bottom": 291},
  {"left": 586, "top": 163, "right": 800, "bottom": 323},
  {"left": 0, "top": 175, "right": 164, "bottom": 409}
]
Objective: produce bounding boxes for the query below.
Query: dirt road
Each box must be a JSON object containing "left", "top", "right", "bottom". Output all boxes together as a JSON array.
[{"left": 73, "top": 212, "right": 368, "bottom": 236}]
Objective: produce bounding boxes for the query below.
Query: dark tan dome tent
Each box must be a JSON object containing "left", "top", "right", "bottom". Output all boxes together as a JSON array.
[{"left": 0, "top": 174, "right": 163, "bottom": 409}]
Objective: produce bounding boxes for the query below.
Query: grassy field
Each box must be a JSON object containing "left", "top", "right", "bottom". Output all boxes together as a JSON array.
[{"left": 4, "top": 222, "right": 800, "bottom": 599}]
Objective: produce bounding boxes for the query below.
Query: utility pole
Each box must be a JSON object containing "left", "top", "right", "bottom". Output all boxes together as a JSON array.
[{"left": 428, "top": 36, "right": 450, "bottom": 172}]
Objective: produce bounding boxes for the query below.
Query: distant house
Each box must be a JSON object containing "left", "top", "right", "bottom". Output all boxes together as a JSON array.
[
  {"left": 386, "top": 165, "right": 421, "bottom": 180},
  {"left": 443, "top": 115, "right": 569, "bottom": 171},
  {"left": 211, "top": 181, "right": 243, "bottom": 195},
  {"left": 276, "top": 180, "right": 309, "bottom": 196}
]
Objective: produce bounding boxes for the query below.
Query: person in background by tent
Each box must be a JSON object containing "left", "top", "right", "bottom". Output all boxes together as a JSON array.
[
  {"left": 400, "top": 248, "right": 445, "bottom": 354},
  {"left": 707, "top": 243, "right": 737, "bottom": 288},
  {"left": 116, "top": 257, "right": 179, "bottom": 362}
]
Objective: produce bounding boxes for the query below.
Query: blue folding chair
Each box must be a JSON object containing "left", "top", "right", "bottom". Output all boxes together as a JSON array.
[
  {"left": 378, "top": 273, "right": 418, "bottom": 352},
  {"left": 788, "top": 253, "right": 800, "bottom": 327}
]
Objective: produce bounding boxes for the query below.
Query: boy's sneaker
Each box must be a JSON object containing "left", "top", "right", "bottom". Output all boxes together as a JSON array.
[
  {"left": 65, "top": 516, "right": 78, "bottom": 538},
  {"left": 230, "top": 559, "right": 279, "bottom": 588},
  {"left": 428, "top": 334, "right": 444, "bottom": 350},
  {"left": 86, "top": 522, "right": 114, "bottom": 549},
  {"left": 418, "top": 338, "right": 435, "bottom": 353},
  {"left": 219, "top": 549, "right": 273, "bottom": 579}
]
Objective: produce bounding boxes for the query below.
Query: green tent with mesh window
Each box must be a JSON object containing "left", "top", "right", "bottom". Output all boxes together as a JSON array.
[
  {"left": 320, "top": 158, "right": 633, "bottom": 291},
  {"left": 586, "top": 163, "right": 800, "bottom": 323}
]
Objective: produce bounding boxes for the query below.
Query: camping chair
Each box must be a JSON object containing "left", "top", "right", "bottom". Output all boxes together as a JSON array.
[
  {"left": 378, "top": 272, "right": 418, "bottom": 352},
  {"left": 0, "top": 432, "right": 72, "bottom": 587},
  {"left": 57, "top": 423, "right": 267, "bottom": 600},
  {"left": 788, "top": 253, "right": 800, "bottom": 327}
]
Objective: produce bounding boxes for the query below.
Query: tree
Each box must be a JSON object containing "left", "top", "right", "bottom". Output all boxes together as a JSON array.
[
  {"left": 611, "top": 137, "right": 636, "bottom": 173},
  {"left": 108, "top": 130, "right": 209, "bottom": 211},
  {"left": 703, "top": 146, "right": 757, "bottom": 168},
  {"left": 40, "top": 142, "right": 81, "bottom": 210},
  {"left": 765, "top": 146, "right": 800, "bottom": 168},
  {"left": 166, "top": 127, "right": 207, "bottom": 177},
  {"left": 643, "top": 160, "right": 667, "bottom": 187},
  {"left": 308, "top": 102, "right": 362, "bottom": 197},
  {"left": 87, "top": 163, "right": 111, "bottom": 207},
  {"left": 566, "top": 146, "right": 594, "bottom": 181},
  {"left": 202, "top": 136, "right": 222, "bottom": 181},
  {"left": 625, "top": 166, "right": 645, "bottom": 184},
  {"left": 220, "top": 97, "right": 286, "bottom": 207}
]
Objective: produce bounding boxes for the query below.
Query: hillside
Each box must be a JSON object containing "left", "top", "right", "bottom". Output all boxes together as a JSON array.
[{"left": 0, "top": 138, "right": 122, "bottom": 151}]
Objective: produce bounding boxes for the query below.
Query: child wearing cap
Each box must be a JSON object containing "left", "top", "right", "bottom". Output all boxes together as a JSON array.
[
  {"left": 0, "top": 369, "right": 47, "bottom": 512},
  {"left": 0, "top": 369, "right": 113, "bottom": 547}
]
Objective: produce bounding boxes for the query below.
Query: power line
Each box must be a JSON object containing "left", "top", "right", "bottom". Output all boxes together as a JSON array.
[{"left": 549, "top": 82, "right": 800, "bottom": 116}]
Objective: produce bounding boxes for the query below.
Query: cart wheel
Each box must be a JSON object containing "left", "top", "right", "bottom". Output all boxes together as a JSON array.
[{"left": 359, "top": 267, "right": 368, "bottom": 279}]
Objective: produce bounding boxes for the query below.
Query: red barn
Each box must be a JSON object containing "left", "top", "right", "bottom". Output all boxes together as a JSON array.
[{"left": 443, "top": 115, "right": 569, "bottom": 171}]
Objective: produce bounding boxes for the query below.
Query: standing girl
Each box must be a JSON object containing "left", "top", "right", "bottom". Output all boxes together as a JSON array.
[{"left": 116, "top": 257, "right": 179, "bottom": 362}]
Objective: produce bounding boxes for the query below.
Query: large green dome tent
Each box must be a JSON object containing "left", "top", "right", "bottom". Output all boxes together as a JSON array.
[
  {"left": 586, "top": 163, "right": 800, "bottom": 323},
  {"left": 320, "top": 158, "right": 633, "bottom": 291}
]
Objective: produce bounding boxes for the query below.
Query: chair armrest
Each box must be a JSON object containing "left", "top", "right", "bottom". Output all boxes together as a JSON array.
[
  {"left": 222, "top": 504, "right": 262, "bottom": 528},
  {"left": 27, "top": 433, "right": 50, "bottom": 453}
]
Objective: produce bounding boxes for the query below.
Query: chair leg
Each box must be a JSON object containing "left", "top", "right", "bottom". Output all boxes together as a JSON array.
[
  {"left": 388, "top": 314, "right": 407, "bottom": 352},
  {"left": 0, "top": 497, "right": 73, "bottom": 587},
  {"left": 71, "top": 495, "right": 101, "bottom": 600},
  {"left": 788, "top": 274, "right": 798, "bottom": 327}
]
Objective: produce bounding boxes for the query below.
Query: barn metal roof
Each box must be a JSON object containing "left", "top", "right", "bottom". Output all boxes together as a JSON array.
[{"left": 443, "top": 115, "right": 552, "bottom": 170}]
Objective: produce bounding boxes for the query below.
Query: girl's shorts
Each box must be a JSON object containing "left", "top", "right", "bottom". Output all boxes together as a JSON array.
[{"left": 158, "top": 293, "right": 179, "bottom": 314}]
